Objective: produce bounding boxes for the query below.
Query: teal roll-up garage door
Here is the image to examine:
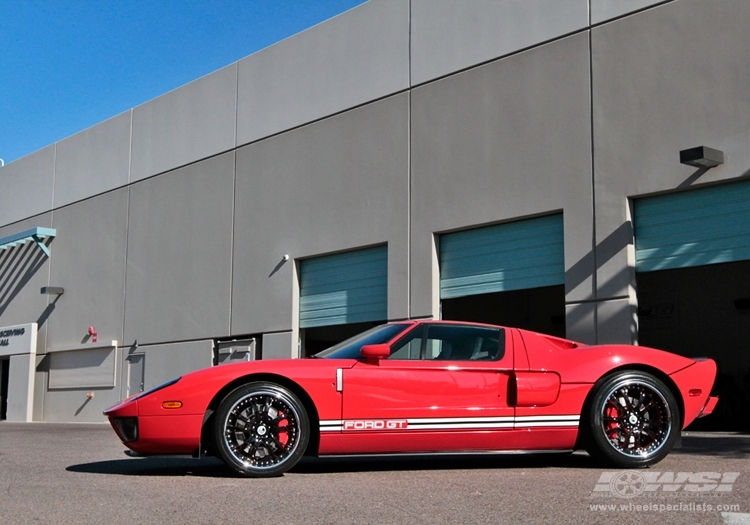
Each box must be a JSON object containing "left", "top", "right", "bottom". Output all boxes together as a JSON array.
[
  {"left": 440, "top": 214, "right": 564, "bottom": 299},
  {"left": 634, "top": 181, "right": 750, "bottom": 272},
  {"left": 299, "top": 245, "right": 387, "bottom": 328}
]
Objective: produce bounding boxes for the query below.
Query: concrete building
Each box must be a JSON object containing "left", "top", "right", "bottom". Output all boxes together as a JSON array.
[{"left": 1, "top": 0, "right": 748, "bottom": 428}]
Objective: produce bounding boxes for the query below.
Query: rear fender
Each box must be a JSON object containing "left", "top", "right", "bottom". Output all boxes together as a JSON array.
[
  {"left": 518, "top": 329, "right": 698, "bottom": 383},
  {"left": 669, "top": 359, "right": 718, "bottom": 428}
]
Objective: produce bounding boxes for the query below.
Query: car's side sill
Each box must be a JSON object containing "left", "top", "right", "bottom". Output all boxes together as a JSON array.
[{"left": 124, "top": 450, "right": 199, "bottom": 459}]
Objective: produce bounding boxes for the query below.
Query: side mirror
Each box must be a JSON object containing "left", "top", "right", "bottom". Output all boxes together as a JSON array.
[{"left": 360, "top": 344, "right": 390, "bottom": 364}]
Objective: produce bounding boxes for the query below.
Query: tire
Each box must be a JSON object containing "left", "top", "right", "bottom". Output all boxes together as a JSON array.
[
  {"left": 214, "top": 381, "right": 310, "bottom": 477},
  {"left": 585, "top": 371, "right": 679, "bottom": 468}
]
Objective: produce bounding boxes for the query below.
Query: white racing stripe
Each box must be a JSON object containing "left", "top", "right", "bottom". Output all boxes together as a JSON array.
[
  {"left": 406, "top": 422, "right": 515, "bottom": 430},
  {"left": 514, "top": 420, "right": 580, "bottom": 427},
  {"left": 320, "top": 420, "right": 343, "bottom": 432},
  {"left": 319, "top": 415, "right": 580, "bottom": 432},
  {"left": 405, "top": 416, "right": 513, "bottom": 424},
  {"left": 514, "top": 415, "right": 580, "bottom": 427},
  {"left": 515, "top": 415, "right": 580, "bottom": 421}
]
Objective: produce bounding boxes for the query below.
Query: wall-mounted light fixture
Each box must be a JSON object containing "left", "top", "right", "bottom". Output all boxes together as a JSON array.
[
  {"left": 40, "top": 286, "right": 64, "bottom": 295},
  {"left": 680, "top": 146, "right": 724, "bottom": 168}
]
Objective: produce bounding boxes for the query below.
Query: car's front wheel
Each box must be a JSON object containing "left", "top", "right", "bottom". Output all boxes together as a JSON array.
[
  {"left": 214, "top": 381, "right": 309, "bottom": 477},
  {"left": 585, "top": 371, "right": 679, "bottom": 468}
]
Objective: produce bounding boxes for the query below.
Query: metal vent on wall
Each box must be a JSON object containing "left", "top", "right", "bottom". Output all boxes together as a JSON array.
[{"left": 215, "top": 338, "right": 258, "bottom": 365}]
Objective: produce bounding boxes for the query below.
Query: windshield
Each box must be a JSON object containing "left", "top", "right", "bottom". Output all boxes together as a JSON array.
[{"left": 315, "top": 323, "right": 411, "bottom": 359}]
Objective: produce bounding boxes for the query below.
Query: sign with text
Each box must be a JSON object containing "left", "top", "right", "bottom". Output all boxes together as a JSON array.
[{"left": 0, "top": 323, "right": 37, "bottom": 357}]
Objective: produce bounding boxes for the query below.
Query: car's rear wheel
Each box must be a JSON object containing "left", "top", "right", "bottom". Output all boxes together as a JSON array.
[
  {"left": 214, "top": 381, "right": 309, "bottom": 477},
  {"left": 586, "top": 371, "right": 679, "bottom": 468}
]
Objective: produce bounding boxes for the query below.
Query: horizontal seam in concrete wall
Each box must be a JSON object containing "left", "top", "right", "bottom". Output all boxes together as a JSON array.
[
  {"left": 120, "top": 329, "right": 300, "bottom": 349},
  {"left": 589, "top": 0, "right": 675, "bottom": 28},
  {"left": 406, "top": 315, "right": 434, "bottom": 321},
  {"left": 566, "top": 295, "right": 629, "bottom": 305},
  {"left": 409, "top": 0, "right": 677, "bottom": 91},
  {"left": 123, "top": 338, "right": 214, "bottom": 350},
  {"left": 234, "top": 89, "right": 413, "bottom": 152},
  {"left": 258, "top": 329, "right": 292, "bottom": 336},
  {"left": 409, "top": 27, "right": 590, "bottom": 90}
]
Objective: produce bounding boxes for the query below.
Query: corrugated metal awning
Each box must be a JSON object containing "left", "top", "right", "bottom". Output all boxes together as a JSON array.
[{"left": 0, "top": 227, "right": 56, "bottom": 257}]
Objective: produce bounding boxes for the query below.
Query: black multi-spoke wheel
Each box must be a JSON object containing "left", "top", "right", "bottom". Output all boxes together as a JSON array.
[
  {"left": 586, "top": 371, "right": 679, "bottom": 468},
  {"left": 214, "top": 382, "right": 309, "bottom": 477}
]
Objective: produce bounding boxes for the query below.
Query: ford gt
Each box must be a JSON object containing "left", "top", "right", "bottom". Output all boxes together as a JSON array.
[{"left": 104, "top": 321, "right": 718, "bottom": 477}]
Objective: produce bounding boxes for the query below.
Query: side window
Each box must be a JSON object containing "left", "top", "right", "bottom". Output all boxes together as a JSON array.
[
  {"left": 427, "top": 325, "right": 504, "bottom": 361},
  {"left": 388, "top": 327, "right": 423, "bottom": 360},
  {"left": 388, "top": 324, "right": 505, "bottom": 361}
]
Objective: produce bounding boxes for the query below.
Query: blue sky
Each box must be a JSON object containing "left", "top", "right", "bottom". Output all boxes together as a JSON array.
[{"left": 0, "top": 0, "right": 366, "bottom": 165}]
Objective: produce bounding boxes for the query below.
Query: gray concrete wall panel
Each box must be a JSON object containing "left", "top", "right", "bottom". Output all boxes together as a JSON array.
[
  {"left": 0, "top": 214, "right": 54, "bottom": 353},
  {"left": 236, "top": 0, "right": 409, "bottom": 147},
  {"left": 591, "top": 0, "right": 666, "bottom": 24},
  {"left": 139, "top": 340, "right": 213, "bottom": 391},
  {"left": 6, "top": 354, "right": 35, "bottom": 421},
  {"left": 597, "top": 298, "right": 637, "bottom": 345},
  {"left": 32, "top": 354, "right": 45, "bottom": 421},
  {"left": 47, "top": 189, "right": 128, "bottom": 348},
  {"left": 565, "top": 302, "right": 597, "bottom": 345},
  {"left": 130, "top": 64, "right": 237, "bottom": 182},
  {"left": 42, "top": 341, "right": 211, "bottom": 421},
  {"left": 592, "top": 0, "right": 750, "bottom": 312},
  {"left": 232, "top": 94, "right": 410, "bottom": 335},
  {"left": 410, "top": 34, "right": 593, "bottom": 319},
  {"left": 41, "top": 384, "right": 121, "bottom": 422},
  {"left": 53, "top": 111, "right": 132, "bottom": 208},
  {"left": 410, "top": 0, "right": 588, "bottom": 86},
  {"left": 41, "top": 347, "right": 122, "bottom": 423},
  {"left": 0, "top": 146, "right": 55, "bottom": 227},
  {"left": 262, "top": 332, "right": 294, "bottom": 360},
  {"left": 124, "top": 153, "right": 235, "bottom": 344}
]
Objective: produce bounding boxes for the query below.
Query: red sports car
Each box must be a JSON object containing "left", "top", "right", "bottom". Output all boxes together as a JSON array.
[{"left": 105, "top": 321, "right": 718, "bottom": 477}]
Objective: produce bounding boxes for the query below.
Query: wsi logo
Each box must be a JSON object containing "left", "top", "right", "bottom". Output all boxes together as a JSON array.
[
  {"left": 343, "top": 420, "right": 408, "bottom": 431},
  {"left": 594, "top": 471, "right": 740, "bottom": 498}
]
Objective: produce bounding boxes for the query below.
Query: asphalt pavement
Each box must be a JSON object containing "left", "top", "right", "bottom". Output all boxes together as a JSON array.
[{"left": 0, "top": 423, "right": 748, "bottom": 525}]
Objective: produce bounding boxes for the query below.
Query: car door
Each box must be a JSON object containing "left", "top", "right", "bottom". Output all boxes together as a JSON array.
[{"left": 339, "top": 323, "right": 515, "bottom": 453}]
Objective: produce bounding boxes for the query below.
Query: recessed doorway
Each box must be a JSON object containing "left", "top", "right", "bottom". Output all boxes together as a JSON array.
[
  {"left": 441, "top": 285, "right": 565, "bottom": 337},
  {"left": 1, "top": 358, "right": 9, "bottom": 420}
]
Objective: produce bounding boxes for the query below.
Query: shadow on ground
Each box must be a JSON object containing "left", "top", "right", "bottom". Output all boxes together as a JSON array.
[
  {"left": 294, "top": 450, "right": 596, "bottom": 474},
  {"left": 66, "top": 432, "right": 750, "bottom": 478},
  {"left": 66, "top": 456, "right": 231, "bottom": 477},
  {"left": 66, "top": 450, "right": 595, "bottom": 478},
  {"left": 673, "top": 432, "right": 750, "bottom": 458}
]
